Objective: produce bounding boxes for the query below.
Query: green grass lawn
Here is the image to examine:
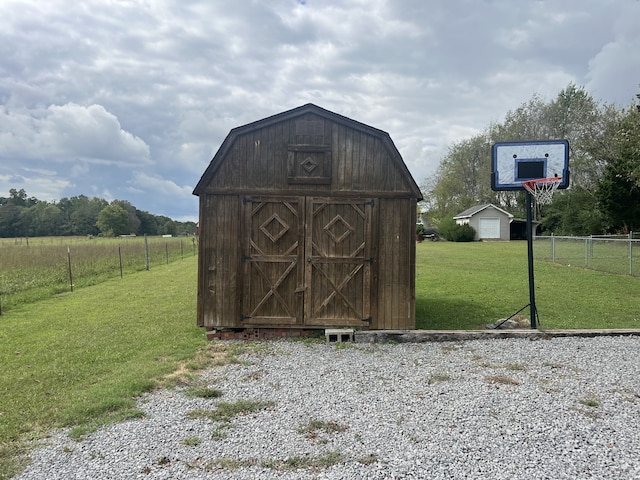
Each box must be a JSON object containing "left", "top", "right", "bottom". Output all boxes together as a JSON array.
[
  {"left": 416, "top": 240, "right": 640, "bottom": 329},
  {"left": 0, "top": 255, "right": 207, "bottom": 479}
]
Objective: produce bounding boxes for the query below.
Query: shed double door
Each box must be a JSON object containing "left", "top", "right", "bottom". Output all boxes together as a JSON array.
[{"left": 242, "top": 196, "right": 373, "bottom": 327}]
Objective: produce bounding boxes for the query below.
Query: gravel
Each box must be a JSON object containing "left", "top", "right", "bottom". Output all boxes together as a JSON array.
[{"left": 15, "top": 336, "right": 640, "bottom": 479}]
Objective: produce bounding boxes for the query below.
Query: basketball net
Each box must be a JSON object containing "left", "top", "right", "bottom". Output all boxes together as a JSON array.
[{"left": 522, "top": 177, "right": 562, "bottom": 205}]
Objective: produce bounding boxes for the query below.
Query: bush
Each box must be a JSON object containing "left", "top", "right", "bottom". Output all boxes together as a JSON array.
[{"left": 438, "top": 218, "right": 476, "bottom": 242}]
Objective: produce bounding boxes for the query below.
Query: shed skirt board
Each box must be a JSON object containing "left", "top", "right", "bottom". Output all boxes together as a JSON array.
[
  {"left": 478, "top": 217, "right": 500, "bottom": 239},
  {"left": 241, "top": 196, "right": 372, "bottom": 327}
]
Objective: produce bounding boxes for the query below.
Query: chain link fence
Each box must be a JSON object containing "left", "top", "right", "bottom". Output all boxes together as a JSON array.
[{"left": 534, "top": 234, "right": 639, "bottom": 276}]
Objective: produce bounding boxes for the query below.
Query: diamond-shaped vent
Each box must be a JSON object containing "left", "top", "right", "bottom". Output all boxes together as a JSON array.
[
  {"left": 301, "top": 157, "right": 318, "bottom": 174},
  {"left": 260, "top": 214, "right": 290, "bottom": 243},
  {"left": 324, "top": 215, "right": 354, "bottom": 244}
]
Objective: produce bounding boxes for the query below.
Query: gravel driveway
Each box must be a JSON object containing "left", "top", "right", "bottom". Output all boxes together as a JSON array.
[{"left": 16, "top": 336, "right": 640, "bottom": 479}]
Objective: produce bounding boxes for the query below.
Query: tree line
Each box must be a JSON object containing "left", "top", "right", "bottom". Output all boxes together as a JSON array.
[
  {"left": 0, "top": 189, "right": 197, "bottom": 238},
  {"left": 423, "top": 83, "right": 640, "bottom": 235}
]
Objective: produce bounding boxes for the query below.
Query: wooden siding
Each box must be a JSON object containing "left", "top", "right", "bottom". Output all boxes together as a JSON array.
[
  {"left": 197, "top": 195, "right": 242, "bottom": 327},
  {"left": 375, "top": 198, "right": 416, "bottom": 329}
]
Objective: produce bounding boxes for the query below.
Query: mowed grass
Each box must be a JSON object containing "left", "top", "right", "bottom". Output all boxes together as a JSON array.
[
  {"left": 0, "top": 255, "right": 206, "bottom": 478},
  {"left": 416, "top": 240, "right": 640, "bottom": 330}
]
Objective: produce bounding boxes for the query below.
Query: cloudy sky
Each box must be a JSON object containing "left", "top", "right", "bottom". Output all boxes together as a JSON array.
[{"left": 1, "top": 0, "right": 639, "bottom": 221}]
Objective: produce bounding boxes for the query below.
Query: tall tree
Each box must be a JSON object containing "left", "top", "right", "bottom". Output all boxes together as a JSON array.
[
  {"left": 0, "top": 204, "right": 24, "bottom": 237},
  {"left": 425, "top": 132, "right": 499, "bottom": 222},
  {"left": 112, "top": 200, "right": 141, "bottom": 235},
  {"left": 96, "top": 204, "right": 131, "bottom": 236},
  {"left": 597, "top": 100, "right": 640, "bottom": 232}
]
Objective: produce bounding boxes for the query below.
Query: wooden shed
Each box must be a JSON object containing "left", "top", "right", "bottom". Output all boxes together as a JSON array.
[{"left": 193, "top": 104, "right": 423, "bottom": 331}]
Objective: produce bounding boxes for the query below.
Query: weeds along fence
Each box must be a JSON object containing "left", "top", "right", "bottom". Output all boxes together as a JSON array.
[
  {"left": 0, "top": 235, "right": 198, "bottom": 313},
  {"left": 534, "top": 234, "right": 640, "bottom": 276}
]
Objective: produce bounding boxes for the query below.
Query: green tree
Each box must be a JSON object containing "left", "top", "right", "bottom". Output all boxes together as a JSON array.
[
  {"left": 540, "top": 188, "right": 605, "bottom": 235},
  {"left": 425, "top": 132, "right": 501, "bottom": 222},
  {"left": 22, "top": 202, "right": 64, "bottom": 236},
  {"left": 137, "top": 210, "right": 160, "bottom": 235},
  {"left": 96, "top": 204, "right": 131, "bottom": 236},
  {"left": 162, "top": 220, "right": 177, "bottom": 236},
  {"left": 7, "top": 188, "right": 28, "bottom": 206},
  {"left": 596, "top": 98, "right": 640, "bottom": 232},
  {"left": 112, "top": 200, "right": 141, "bottom": 235},
  {"left": 0, "top": 204, "right": 25, "bottom": 237},
  {"left": 424, "top": 84, "right": 615, "bottom": 229},
  {"left": 58, "top": 195, "right": 108, "bottom": 235}
]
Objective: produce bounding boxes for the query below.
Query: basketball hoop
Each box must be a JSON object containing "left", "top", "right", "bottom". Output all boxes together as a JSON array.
[{"left": 522, "top": 177, "right": 562, "bottom": 205}]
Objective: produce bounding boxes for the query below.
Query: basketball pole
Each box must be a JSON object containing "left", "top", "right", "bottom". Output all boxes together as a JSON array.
[{"left": 525, "top": 190, "right": 537, "bottom": 329}]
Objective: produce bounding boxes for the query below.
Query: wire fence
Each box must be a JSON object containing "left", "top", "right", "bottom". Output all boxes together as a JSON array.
[
  {"left": 534, "top": 234, "right": 639, "bottom": 276},
  {"left": 0, "top": 235, "right": 198, "bottom": 313}
]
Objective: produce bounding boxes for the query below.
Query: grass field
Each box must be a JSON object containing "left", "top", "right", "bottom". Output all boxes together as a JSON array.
[
  {"left": 415, "top": 240, "right": 640, "bottom": 329},
  {"left": 1, "top": 239, "right": 639, "bottom": 477},
  {"left": 0, "top": 236, "right": 197, "bottom": 312}
]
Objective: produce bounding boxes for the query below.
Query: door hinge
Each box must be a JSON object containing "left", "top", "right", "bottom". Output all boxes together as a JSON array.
[
  {"left": 242, "top": 255, "right": 252, "bottom": 261},
  {"left": 243, "top": 197, "right": 252, "bottom": 204},
  {"left": 364, "top": 257, "right": 374, "bottom": 264},
  {"left": 240, "top": 314, "right": 251, "bottom": 322},
  {"left": 362, "top": 316, "right": 372, "bottom": 324},
  {"left": 366, "top": 199, "right": 375, "bottom": 207}
]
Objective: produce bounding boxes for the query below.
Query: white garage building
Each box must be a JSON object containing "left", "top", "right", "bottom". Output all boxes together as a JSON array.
[{"left": 453, "top": 204, "right": 513, "bottom": 241}]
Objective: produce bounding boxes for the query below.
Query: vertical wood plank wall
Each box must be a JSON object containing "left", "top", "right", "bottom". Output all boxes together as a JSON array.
[
  {"left": 375, "top": 198, "right": 416, "bottom": 330},
  {"left": 198, "top": 195, "right": 241, "bottom": 328}
]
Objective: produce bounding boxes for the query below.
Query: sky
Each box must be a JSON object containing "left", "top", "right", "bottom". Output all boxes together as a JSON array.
[{"left": 1, "top": 0, "right": 639, "bottom": 222}]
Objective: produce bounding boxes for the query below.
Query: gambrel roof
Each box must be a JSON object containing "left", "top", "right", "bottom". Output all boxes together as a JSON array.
[{"left": 193, "top": 103, "right": 423, "bottom": 200}]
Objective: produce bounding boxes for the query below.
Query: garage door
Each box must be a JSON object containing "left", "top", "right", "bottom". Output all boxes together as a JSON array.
[{"left": 478, "top": 218, "right": 500, "bottom": 239}]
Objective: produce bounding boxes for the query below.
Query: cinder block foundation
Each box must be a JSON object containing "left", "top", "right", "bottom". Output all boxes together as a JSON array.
[{"left": 325, "top": 328, "right": 355, "bottom": 343}]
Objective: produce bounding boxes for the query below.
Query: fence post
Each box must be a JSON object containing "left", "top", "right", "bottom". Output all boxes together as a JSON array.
[
  {"left": 67, "top": 246, "right": 74, "bottom": 292},
  {"left": 144, "top": 235, "right": 150, "bottom": 271},
  {"left": 630, "top": 238, "right": 633, "bottom": 276},
  {"left": 585, "top": 238, "right": 589, "bottom": 267},
  {"left": 165, "top": 242, "right": 169, "bottom": 264},
  {"left": 551, "top": 233, "right": 555, "bottom": 262},
  {"left": 118, "top": 245, "right": 123, "bottom": 278}
]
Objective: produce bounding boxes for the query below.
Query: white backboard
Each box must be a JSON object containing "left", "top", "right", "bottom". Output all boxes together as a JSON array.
[{"left": 491, "top": 140, "right": 569, "bottom": 191}]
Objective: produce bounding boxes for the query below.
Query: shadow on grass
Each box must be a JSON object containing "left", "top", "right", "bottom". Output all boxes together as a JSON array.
[{"left": 415, "top": 295, "right": 515, "bottom": 330}]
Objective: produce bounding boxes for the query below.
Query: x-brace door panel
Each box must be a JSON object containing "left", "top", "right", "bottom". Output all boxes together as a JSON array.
[
  {"left": 241, "top": 197, "right": 304, "bottom": 325},
  {"left": 304, "top": 197, "right": 372, "bottom": 326}
]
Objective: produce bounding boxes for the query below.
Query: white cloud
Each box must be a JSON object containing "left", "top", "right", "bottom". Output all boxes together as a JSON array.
[
  {"left": 0, "top": 171, "right": 70, "bottom": 202},
  {"left": 0, "top": 0, "right": 639, "bottom": 220},
  {"left": 0, "top": 103, "right": 150, "bottom": 165}
]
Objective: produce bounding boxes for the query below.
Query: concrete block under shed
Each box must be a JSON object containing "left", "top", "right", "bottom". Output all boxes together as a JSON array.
[{"left": 325, "top": 328, "right": 355, "bottom": 343}]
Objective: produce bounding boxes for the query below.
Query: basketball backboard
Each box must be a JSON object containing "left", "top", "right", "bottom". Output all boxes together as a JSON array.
[{"left": 491, "top": 140, "right": 569, "bottom": 191}]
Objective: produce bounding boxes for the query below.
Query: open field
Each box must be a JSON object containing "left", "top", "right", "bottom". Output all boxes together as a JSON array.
[
  {"left": 1, "top": 239, "right": 639, "bottom": 477},
  {"left": 0, "top": 236, "right": 197, "bottom": 312}
]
